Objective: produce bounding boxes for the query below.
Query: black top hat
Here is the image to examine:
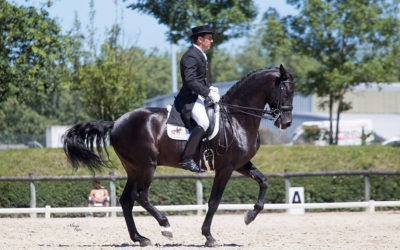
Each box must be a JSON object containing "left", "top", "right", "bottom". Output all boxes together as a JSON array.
[{"left": 190, "top": 25, "right": 214, "bottom": 39}]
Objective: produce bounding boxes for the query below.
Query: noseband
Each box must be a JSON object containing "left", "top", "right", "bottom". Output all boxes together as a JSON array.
[{"left": 274, "top": 78, "right": 294, "bottom": 120}]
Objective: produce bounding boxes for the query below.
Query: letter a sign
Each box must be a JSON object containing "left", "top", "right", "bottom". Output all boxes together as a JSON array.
[{"left": 289, "top": 187, "right": 305, "bottom": 214}]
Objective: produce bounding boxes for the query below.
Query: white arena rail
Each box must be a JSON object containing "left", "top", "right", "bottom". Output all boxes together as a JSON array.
[{"left": 1, "top": 200, "right": 400, "bottom": 218}]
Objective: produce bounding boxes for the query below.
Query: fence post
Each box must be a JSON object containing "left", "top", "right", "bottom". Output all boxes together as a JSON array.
[
  {"left": 109, "top": 172, "right": 117, "bottom": 217},
  {"left": 364, "top": 167, "right": 370, "bottom": 202},
  {"left": 284, "top": 169, "right": 291, "bottom": 204},
  {"left": 196, "top": 179, "right": 203, "bottom": 215},
  {"left": 29, "top": 173, "right": 36, "bottom": 218},
  {"left": 364, "top": 167, "right": 371, "bottom": 213},
  {"left": 45, "top": 205, "right": 51, "bottom": 219}
]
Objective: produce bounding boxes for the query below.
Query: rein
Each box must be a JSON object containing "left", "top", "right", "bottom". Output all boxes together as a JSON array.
[
  {"left": 219, "top": 79, "right": 294, "bottom": 122},
  {"left": 215, "top": 78, "right": 294, "bottom": 155}
]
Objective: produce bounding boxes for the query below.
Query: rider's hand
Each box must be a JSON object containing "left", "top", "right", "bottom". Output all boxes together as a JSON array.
[
  {"left": 209, "top": 86, "right": 219, "bottom": 94},
  {"left": 208, "top": 90, "right": 220, "bottom": 103}
]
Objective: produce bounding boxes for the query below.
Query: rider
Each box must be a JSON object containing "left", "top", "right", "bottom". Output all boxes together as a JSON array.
[{"left": 174, "top": 25, "right": 220, "bottom": 173}]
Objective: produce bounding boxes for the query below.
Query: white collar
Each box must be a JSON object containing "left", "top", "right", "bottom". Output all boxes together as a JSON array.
[{"left": 193, "top": 44, "right": 207, "bottom": 61}]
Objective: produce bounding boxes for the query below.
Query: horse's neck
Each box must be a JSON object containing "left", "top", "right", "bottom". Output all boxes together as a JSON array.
[
  {"left": 226, "top": 91, "right": 266, "bottom": 133},
  {"left": 225, "top": 86, "right": 267, "bottom": 110}
]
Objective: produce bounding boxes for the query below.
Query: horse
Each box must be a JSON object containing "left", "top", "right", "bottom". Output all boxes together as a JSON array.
[{"left": 63, "top": 64, "right": 295, "bottom": 247}]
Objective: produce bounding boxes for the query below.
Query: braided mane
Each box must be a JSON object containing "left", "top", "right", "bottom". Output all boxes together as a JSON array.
[{"left": 221, "top": 67, "right": 279, "bottom": 101}]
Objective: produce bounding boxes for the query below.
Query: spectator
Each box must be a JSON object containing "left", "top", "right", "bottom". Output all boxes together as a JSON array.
[{"left": 86, "top": 180, "right": 110, "bottom": 217}]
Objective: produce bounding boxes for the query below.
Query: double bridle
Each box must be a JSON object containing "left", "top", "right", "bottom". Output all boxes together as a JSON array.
[
  {"left": 215, "top": 77, "right": 294, "bottom": 155},
  {"left": 219, "top": 77, "right": 294, "bottom": 122}
]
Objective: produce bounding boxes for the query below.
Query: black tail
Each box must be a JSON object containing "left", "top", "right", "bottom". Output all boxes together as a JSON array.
[{"left": 63, "top": 120, "right": 115, "bottom": 172}]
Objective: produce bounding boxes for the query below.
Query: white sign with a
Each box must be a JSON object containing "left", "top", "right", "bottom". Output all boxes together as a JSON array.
[{"left": 289, "top": 187, "right": 305, "bottom": 215}]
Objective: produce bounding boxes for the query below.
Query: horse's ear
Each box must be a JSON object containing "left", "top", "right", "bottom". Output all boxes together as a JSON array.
[{"left": 279, "top": 64, "right": 287, "bottom": 78}]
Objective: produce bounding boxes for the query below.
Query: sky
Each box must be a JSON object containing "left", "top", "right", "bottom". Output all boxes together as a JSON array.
[{"left": 11, "top": 0, "right": 298, "bottom": 52}]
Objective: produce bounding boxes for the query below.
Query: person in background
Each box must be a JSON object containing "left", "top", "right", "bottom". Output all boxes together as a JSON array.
[{"left": 87, "top": 180, "right": 110, "bottom": 217}]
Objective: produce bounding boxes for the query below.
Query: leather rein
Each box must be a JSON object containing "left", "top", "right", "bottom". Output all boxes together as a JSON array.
[{"left": 219, "top": 78, "right": 294, "bottom": 122}]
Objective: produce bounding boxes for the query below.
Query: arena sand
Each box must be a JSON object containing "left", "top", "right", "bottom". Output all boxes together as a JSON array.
[{"left": 1, "top": 212, "right": 399, "bottom": 249}]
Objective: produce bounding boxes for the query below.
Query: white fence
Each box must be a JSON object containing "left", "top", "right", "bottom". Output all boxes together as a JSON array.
[
  {"left": 2, "top": 169, "right": 400, "bottom": 218},
  {"left": 1, "top": 200, "right": 400, "bottom": 218}
]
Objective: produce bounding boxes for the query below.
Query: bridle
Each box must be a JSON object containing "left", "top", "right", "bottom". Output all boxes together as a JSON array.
[
  {"left": 219, "top": 77, "right": 294, "bottom": 122},
  {"left": 215, "top": 76, "right": 294, "bottom": 155}
]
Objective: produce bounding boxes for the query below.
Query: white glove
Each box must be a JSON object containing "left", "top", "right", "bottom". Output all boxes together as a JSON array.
[
  {"left": 208, "top": 90, "right": 220, "bottom": 103},
  {"left": 209, "top": 86, "right": 219, "bottom": 94}
]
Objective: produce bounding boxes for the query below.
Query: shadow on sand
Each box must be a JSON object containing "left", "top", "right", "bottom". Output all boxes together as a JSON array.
[{"left": 39, "top": 242, "right": 242, "bottom": 248}]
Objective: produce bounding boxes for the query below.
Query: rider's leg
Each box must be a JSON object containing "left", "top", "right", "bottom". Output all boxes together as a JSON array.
[
  {"left": 180, "top": 97, "right": 209, "bottom": 173},
  {"left": 191, "top": 97, "right": 210, "bottom": 132}
]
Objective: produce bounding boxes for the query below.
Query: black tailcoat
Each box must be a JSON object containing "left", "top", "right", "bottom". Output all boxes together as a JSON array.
[{"left": 174, "top": 46, "right": 210, "bottom": 128}]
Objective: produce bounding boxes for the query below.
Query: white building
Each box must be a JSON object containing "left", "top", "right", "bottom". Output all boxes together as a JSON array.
[{"left": 46, "top": 126, "right": 71, "bottom": 148}]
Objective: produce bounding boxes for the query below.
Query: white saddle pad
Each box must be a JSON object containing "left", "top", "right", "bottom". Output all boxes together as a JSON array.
[{"left": 166, "top": 105, "right": 220, "bottom": 141}]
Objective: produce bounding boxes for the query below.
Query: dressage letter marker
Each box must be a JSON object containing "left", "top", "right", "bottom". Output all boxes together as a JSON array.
[{"left": 289, "top": 187, "right": 305, "bottom": 215}]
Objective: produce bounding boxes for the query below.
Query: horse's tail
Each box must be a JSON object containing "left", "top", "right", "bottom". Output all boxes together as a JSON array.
[{"left": 63, "top": 120, "right": 115, "bottom": 172}]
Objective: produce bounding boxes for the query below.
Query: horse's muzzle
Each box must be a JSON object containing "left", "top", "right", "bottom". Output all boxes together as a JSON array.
[{"left": 274, "top": 113, "right": 292, "bottom": 130}]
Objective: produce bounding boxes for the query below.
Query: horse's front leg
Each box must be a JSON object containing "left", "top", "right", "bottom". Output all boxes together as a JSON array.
[
  {"left": 201, "top": 167, "right": 233, "bottom": 247},
  {"left": 236, "top": 161, "right": 268, "bottom": 225}
]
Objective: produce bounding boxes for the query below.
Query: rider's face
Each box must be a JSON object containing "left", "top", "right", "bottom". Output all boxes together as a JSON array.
[{"left": 198, "top": 34, "right": 213, "bottom": 51}]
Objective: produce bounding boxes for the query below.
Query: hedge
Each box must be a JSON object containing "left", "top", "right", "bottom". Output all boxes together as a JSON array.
[
  {"left": 1, "top": 145, "right": 399, "bottom": 216},
  {"left": 2, "top": 174, "right": 400, "bottom": 217}
]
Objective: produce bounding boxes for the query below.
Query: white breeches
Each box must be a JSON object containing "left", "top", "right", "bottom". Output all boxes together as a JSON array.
[{"left": 191, "top": 96, "right": 209, "bottom": 131}]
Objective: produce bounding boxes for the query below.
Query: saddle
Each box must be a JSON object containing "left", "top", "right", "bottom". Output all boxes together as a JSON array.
[{"left": 166, "top": 100, "right": 219, "bottom": 171}]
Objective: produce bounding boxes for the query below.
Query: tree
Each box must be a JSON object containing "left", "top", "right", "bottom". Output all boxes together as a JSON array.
[
  {"left": 67, "top": 1, "right": 149, "bottom": 121},
  {"left": 75, "top": 26, "right": 146, "bottom": 120},
  {"left": 285, "top": 0, "right": 400, "bottom": 144},
  {"left": 134, "top": 49, "right": 172, "bottom": 99},
  {"left": 0, "top": 0, "right": 67, "bottom": 104},
  {"left": 0, "top": 97, "right": 53, "bottom": 145},
  {"left": 125, "top": 0, "right": 257, "bottom": 81},
  {"left": 258, "top": 8, "right": 320, "bottom": 81},
  {"left": 234, "top": 8, "right": 319, "bottom": 83},
  {"left": 0, "top": 1, "right": 89, "bottom": 141},
  {"left": 211, "top": 49, "right": 240, "bottom": 83}
]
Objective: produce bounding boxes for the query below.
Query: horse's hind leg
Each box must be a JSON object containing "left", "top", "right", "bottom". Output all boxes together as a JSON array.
[
  {"left": 236, "top": 161, "right": 268, "bottom": 225},
  {"left": 135, "top": 167, "right": 173, "bottom": 239},
  {"left": 120, "top": 179, "right": 152, "bottom": 247}
]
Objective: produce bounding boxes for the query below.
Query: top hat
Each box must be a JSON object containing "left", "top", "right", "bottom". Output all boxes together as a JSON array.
[{"left": 190, "top": 25, "right": 214, "bottom": 39}]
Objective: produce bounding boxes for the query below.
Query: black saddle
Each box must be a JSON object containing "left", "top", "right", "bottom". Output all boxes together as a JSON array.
[{"left": 204, "top": 99, "right": 216, "bottom": 136}]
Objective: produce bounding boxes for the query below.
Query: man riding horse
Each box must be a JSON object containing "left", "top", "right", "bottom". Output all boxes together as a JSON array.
[{"left": 174, "top": 25, "right": 220, "bottom": 173}]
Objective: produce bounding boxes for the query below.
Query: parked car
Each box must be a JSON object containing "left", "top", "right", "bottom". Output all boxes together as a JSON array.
[
  {"left": 288, "top": 119, "right": 374, "bottom": 146},
  {"left": 382, "top": 137, "right": 400, "bottom": 147},
  {"left": 27, "top": 141, "right": 43, "bottom": 148}
]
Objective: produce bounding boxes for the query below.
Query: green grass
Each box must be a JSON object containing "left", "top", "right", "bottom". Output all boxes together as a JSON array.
[
  {"left": 252, "top": 145, "right": 400, "bottom": 172},
  {"left": 0, "top": 145, "right": 398, "bottom": 177}
]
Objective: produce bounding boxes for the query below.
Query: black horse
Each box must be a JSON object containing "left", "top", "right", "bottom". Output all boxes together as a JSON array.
[{"left": 63, "top": 64, "right": 294, "bottom": 247}]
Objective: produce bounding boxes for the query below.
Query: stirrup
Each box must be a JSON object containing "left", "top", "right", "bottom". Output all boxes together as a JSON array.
[{"left": 179, "top": 158, "right": 205, "bottom": 173}]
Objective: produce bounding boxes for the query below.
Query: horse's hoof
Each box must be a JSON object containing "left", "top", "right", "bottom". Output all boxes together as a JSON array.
[
  {"left": 205, "top": 239, "right": 217, "bottom": 247},
  {"left": 161, "top": 226, "right": 173, "bottom": 239},
  {"left": 139, "top": 239, "right": 152, "bottom": 247},
  {"left": 244, "top": 210, "right": 255, "bottom": 225}
]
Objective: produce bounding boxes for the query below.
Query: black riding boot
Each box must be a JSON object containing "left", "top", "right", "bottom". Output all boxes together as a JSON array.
[{"left": 179, "top": 126, "right": 206, "bottom": 173}]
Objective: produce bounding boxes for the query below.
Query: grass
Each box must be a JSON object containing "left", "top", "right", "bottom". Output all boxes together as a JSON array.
[{"left": 0, "top": 145, "right": 398, "bottom": 177}]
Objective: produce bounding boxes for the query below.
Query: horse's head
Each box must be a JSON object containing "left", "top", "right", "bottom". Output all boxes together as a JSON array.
[
  {"left": 268, "top": 64, "right": 295, "bottom": 130},
  {"left": 221, "top": 65, "right": 294, "bottom": 130}
]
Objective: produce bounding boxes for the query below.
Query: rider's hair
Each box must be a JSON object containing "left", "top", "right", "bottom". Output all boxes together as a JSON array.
[{"left": 192, "top": 34, "right": 209, "bottom": 44}]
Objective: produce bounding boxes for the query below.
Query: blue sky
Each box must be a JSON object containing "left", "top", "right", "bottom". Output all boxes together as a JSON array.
[{"left": 12, "top": 0, "right": 297, "bottom": 52}]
